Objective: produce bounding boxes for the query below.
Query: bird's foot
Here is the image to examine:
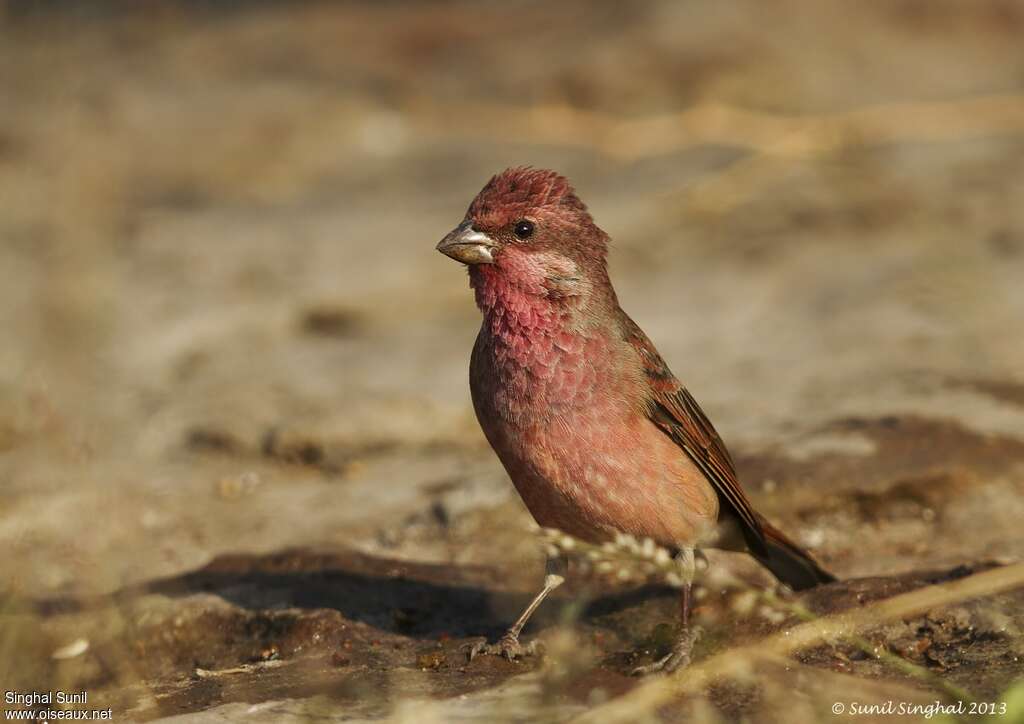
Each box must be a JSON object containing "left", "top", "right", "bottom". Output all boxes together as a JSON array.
[
  {"left": 630, "top": 626, "right": 703, "bottom": 676},
  {"left": 464, "top": 633, "right": 543, "bottom": 663}
]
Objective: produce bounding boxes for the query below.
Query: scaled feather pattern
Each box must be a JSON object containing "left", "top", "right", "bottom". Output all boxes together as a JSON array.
[{"left": 448, "top": 167, "right": 833, "bottom": 591}]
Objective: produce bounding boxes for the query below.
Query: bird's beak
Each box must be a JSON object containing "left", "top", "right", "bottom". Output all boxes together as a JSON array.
[{"left": 436, "top": 221, "right": 498, "bottom": 265}]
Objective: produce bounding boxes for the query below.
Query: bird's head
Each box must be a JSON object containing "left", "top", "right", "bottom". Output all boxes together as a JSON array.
[{"left": 437, "top": 167, "right": 610, "bottom": 303}]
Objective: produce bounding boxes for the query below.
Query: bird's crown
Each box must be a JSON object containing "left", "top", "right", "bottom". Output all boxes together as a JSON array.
[{"left": 467, "top": 167, "right": 591, "bottom": 231}]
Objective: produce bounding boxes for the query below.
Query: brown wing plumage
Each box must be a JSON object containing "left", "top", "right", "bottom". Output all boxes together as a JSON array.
[
  {"left": 620, "top": 311, "right": 835, "bottom": 589},
  {"left": 620, "top": 312, "right": 768, "bottom": 556}
]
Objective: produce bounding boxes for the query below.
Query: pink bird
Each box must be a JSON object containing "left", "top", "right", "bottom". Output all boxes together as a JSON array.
[{"left": 437, "top": 167, "right": 834, "bottom": 673}]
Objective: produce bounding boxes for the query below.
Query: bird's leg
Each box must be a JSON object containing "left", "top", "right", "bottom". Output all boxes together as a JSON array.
[
  {"left": 631, "top": 546, "right": 702, "bottom": 675},
  {"left": 466, "top": 558, "right": 566, "bottom": 662}
]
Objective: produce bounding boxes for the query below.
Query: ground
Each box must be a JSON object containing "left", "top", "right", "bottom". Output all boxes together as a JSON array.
[{"left": 1, "top": 1, "right": 1023, "bottom": 721}]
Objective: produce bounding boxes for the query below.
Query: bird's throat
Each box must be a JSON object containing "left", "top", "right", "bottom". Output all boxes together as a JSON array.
[
  {"left": 469, "top": 266, "right": 608, "bottom": 420},
  {"left": 470, "top": 264, "right": 581, "bottom": 349}
]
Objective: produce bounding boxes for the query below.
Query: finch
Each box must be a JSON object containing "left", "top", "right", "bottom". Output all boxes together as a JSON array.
[{"left": 437, "top": 167, "right": 834, "bottom": 673}]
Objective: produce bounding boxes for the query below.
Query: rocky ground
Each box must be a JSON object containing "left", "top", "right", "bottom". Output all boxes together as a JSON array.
[{"left": 1, "top": 1, "right": 1023, "bottom": 721}]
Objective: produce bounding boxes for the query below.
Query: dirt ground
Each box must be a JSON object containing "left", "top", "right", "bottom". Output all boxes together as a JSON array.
[{"left": 2, "top": 1, "right": 1024, "bottom": 721}]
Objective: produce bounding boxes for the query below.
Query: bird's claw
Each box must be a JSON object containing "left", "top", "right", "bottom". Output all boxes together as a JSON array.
[
  {"left": 464, "top": 633, "right": 543, "bottom": 662},
  {"left": 630, "top": 626, "right": 703, "bottom": 676}
]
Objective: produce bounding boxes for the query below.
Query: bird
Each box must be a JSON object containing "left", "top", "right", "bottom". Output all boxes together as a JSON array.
[{"left": 436, "top": 167, "right": 834, "bottom": 673}]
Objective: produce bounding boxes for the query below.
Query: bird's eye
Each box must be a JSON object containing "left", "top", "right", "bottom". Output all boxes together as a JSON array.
[{"left": 513, "top": 220, "right": 535, "bottom": 240}]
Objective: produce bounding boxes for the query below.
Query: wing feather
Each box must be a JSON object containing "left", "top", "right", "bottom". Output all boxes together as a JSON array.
[{"left": 621, "top": 312, "right": 768, "bottom": 556}]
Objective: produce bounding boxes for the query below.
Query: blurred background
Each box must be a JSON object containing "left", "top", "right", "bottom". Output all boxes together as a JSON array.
[{"left": 2, "top": 1, "right": 1023, "bottom": 721}]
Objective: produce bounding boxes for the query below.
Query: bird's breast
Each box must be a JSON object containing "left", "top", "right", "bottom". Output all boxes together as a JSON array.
[
  {"left": 468, "top": 304, "right": 718, "bottom": 548},
  {"left": 471, "top": 310, "right": 614, "bottom": 421}
]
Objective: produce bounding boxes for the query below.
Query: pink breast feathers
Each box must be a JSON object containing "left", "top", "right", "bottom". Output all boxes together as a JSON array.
[{"left": 468, "top": 266, "right": 718, "bottom": 549}]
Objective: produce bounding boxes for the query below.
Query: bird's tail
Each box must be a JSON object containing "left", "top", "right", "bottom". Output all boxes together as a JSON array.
[{"left": 753, "top": 517, "right": 836, "bottom": 591}]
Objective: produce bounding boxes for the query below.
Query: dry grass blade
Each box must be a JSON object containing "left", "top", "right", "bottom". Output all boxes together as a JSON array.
[
  {"left": 572, "top": 561, "right": 1024, "bottom": 724},
  {"left": 416, "top": 93, "right": 1024, "bottom": 161}
]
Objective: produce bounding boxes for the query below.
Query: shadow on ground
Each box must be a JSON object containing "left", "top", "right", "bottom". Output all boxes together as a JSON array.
[{"left": 9, "top": 547, "right": 1023, "bottom": 720}]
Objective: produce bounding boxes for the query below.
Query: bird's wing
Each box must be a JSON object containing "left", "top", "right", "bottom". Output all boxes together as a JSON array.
[{"left": 620, "top": 312, "right": 768, "bottom": 556}]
